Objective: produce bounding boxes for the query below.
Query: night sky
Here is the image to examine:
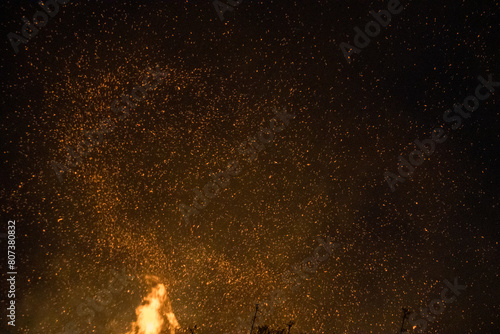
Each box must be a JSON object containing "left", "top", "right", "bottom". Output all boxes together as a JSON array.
[{"left": 0, "top": 1, "right": 499, "bottom": 333}]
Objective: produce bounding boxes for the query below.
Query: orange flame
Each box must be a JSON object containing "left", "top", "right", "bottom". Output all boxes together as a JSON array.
[
  {"left": 166, "top": 313, "right": 180, "bottom": 334},
  {"left": 127, "top": 283, "right": 179, "bottom": 334}
]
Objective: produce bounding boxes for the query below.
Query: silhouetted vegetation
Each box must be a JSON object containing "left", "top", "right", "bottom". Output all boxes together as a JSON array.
[{"left": 256, "top": 324, "right": 286, "bottom": 334}]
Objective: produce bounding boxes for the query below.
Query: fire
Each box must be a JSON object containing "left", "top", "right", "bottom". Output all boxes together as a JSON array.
[
  {"left": 166, "top": 313, "right": 180, "bottom": 333},
  {"left": 126, "top": 283, "right": 179, "bottom": 334}
]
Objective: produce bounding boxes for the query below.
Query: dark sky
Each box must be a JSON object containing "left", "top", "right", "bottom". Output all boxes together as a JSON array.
[{"left": 0, "top": 1, "right": 499, "bottom": 333}]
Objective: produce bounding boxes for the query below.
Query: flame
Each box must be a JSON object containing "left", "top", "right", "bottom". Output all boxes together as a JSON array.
[
  {"left": 127, "top": 283, "right": 179, "bottom": 334},
  {"left": 166, "top": 313, "right": 179, "bottom": 333}
]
